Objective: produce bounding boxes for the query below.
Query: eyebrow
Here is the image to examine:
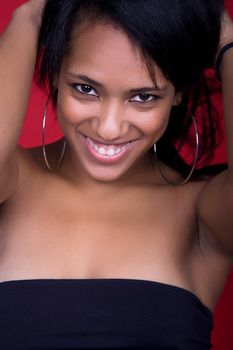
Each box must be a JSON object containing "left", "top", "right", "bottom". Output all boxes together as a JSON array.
[{"left": 67, "top": 73, "right": 167, "bottom": 92}]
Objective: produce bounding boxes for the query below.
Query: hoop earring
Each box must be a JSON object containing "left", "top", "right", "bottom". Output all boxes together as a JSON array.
[
  {"left": 154, "top": 110, "right": 199, "bottom": 185},
  {"left": 42, "top": 95, "right": 67, "bottom": 171}
]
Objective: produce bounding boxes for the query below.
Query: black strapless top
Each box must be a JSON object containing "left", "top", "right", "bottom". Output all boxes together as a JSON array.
[{"left": 0, "top": 278, "right": 213, "bottom": 349}]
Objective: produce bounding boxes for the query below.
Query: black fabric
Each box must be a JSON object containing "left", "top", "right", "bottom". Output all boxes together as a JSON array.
[{"left": 0, "top": 278, "right": 213, "bottom": 349}]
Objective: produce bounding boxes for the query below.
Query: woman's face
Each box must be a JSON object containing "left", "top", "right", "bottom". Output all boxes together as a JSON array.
[{"left": 57, "top": 21, "right": 180, "bottom": 182}]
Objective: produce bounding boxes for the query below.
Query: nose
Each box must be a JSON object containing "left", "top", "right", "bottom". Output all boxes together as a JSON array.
[{"left": 94, "top": 100, "right": 129, "bottom": 141}]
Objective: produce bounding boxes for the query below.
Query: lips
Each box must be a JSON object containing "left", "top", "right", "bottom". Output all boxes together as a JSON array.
[
  {"left": 87, "top": 137, "right": 130, "bottom": 157},
  {"left": 82, "top": 134, "right": 137, "bottom": 163}
]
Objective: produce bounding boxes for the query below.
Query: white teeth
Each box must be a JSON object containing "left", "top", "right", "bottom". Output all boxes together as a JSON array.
[
  {"left": 98, "top": 147, "right": 106, "bottom": 155},
  {"left": 107, "top": 148, "right": 115, "bottom": 156},
  {"left": 87, "top": 137, "right": 129, "bottom": 157}
]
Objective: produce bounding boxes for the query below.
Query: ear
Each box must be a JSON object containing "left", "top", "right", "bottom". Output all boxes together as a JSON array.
[{"left": 173, "top": 92, "right": 183, "bottom": 106}]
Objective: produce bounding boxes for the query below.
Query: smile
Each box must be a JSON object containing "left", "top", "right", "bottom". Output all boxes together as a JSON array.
[
  {"left": 82, "top": 135, "right": 137, "bottom": 164},
  {"left": 87, "top": 137, "right": 130, "bottom": 157}
]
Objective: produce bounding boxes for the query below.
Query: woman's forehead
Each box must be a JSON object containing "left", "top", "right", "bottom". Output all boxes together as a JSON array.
[{"left": 63, "top": 21, "right": 169, "bottom": 90}]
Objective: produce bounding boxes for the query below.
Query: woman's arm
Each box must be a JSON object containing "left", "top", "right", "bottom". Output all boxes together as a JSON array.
[
  {"left": 0, "top": 1, "right": 43, "bottom": 203},
  {"left": 197, "top": 11, "right": 233, "bottom": 255}
]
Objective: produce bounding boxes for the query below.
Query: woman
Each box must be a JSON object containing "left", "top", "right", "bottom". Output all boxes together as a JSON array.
[{"left": 0, "top": 0, "right": 232, "bottom": 348}]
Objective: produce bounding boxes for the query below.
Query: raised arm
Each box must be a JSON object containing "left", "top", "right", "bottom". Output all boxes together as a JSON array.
[
  {"left": 0, "top": 0, "right": 43, "bottom": 203},
  {"left": 197, "top": 11, "right": 233, "bottom": 255}
]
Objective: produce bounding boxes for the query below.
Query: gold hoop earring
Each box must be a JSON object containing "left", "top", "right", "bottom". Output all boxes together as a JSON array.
[
  {"left": 42, "top": 95, "right": 67, "bottom": 171},
  {"left": 154, "top": 110, "right": 199, "bottom": 185}
]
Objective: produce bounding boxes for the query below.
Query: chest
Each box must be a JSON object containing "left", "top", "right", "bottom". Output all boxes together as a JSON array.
[{"left": 0, "top": 178, "right": 197, "bottom": 282}]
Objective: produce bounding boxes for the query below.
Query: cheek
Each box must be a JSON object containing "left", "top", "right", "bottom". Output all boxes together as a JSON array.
[
  {"left": 56, "top": 89, "right": 98, "bottom": 127},
  {"left": 133, "top": 105, "right": 171, "bottom": 139}
]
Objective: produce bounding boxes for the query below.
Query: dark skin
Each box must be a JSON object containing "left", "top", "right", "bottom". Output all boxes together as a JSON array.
[{"left": 0, "top": 0, "right": 232, "bottom": 313}]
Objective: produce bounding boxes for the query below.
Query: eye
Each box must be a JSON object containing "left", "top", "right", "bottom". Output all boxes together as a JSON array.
[
  {"left": 73, "top": 84, "right": 98, "bottom": 96},
  {"left": 130, "top": 93, "right": 157, "bottom": 103}
]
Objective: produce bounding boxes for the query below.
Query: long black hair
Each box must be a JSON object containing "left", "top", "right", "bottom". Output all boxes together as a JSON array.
[{"left": 37, "top": 0, "right": 226, "bottom": 179}]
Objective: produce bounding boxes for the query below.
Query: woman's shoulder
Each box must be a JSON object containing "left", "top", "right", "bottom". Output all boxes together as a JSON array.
[
  {"left": 153, "top": 159, "right": 207, "bottom": 194},
  {"left": 4, "top": 140, "right": 64, "bottom": 204},
  {"left": 17, "top": 138, "right": 65, "bottom": 173}
]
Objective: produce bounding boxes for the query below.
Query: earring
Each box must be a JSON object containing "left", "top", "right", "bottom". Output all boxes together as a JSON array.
[
  {"left": 154, "top": 110, "right": 199, "bottom": 185},
  {"left": 42, "top": 95, "right": 67, "bottom": 171}
]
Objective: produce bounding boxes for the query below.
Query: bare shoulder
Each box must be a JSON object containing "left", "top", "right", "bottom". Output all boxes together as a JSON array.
[
  {"left": 155, "top": 159, "right": 207, "bottom": 203},
  {"left": 171, "top": 178, "right": 233, "bottom": 306},
  {"left": 183, "top": 176, "right": 233, "bottom": 277},
  {"left": 16, "top": 138, "right": 65, "bottom": 173},
  {"left": 15, "top": 145, "right": 45, "bottom": 179},
  {"left": 0, "top": 144, "right": 42, "bottom": 205},
  {"left": 4, "top": 139, "right": 64, "bottom": 202}
]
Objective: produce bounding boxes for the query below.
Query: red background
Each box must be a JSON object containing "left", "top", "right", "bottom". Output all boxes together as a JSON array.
[{"left": 0, "top": 1, "right": 232, "bottom": 348}]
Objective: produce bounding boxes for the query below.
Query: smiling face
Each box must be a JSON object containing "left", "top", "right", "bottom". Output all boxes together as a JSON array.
[{"left": 56, "top": 21, "right": 180, "bottom": 183}]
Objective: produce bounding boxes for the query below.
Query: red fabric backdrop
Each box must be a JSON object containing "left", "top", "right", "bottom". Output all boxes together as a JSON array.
[{"left": 0, "top": 1, "right": 232, "bottom": 349}]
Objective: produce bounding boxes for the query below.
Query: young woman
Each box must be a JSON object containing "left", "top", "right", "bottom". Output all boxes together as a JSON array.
[{"left": 0, "top": 0, "right": 232, "bottom": 348}]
